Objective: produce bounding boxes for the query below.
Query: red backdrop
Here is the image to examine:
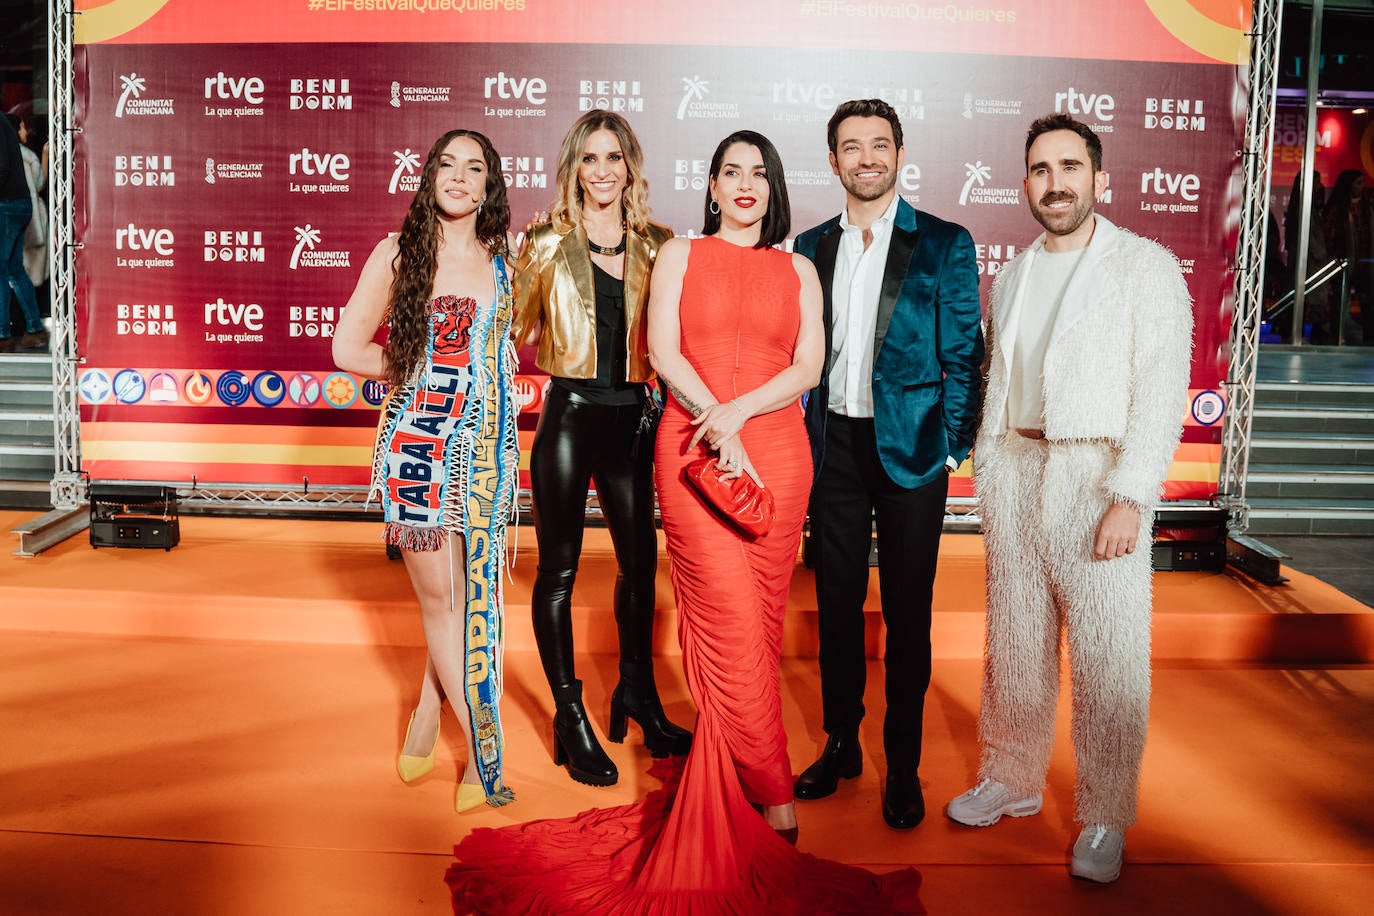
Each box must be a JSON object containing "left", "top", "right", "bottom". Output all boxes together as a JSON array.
[{"left": 72, "top": 0, "right": 1251, "bottom": 499}]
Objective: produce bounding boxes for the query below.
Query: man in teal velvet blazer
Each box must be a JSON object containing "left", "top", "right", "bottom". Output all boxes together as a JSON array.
[{"left": 792, "top": 99, "right": 984, "bottom": 831}]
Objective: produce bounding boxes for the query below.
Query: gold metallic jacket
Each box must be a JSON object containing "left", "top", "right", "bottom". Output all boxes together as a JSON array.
[{"left": 512, "top": 220, "right": 674, "bottom": 382}]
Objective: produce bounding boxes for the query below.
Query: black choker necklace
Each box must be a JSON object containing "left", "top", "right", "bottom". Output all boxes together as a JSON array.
[{"left": 587, "top": 224, "right": 627, "bottom": 257}]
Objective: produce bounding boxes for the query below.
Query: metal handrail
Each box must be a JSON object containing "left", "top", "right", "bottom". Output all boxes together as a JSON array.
[{"left": 1265, "top": 256, "right": 1349, "bottom": 320}]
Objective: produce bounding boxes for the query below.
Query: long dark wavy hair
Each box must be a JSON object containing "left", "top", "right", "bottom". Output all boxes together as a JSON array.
[{"left": 384, "top": 129, "right": 511, "bottom": 387}]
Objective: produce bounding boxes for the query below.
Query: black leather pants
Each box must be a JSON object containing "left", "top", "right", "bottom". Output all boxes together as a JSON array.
[{"left": 529, "top": 386, "right": 658, "bottom": 689}]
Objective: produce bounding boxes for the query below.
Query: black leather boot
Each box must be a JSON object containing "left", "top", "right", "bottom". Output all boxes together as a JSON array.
[
  {"left": 608, "top": 661, "right": 692, "bottom": 757},
  {"left": 551, "top": 680, "right": 618, "bottom": 787},
  {"left": 792, "top": 730, "right": 863, "bottom": 799},
  {"left": 882, "top": 768, "right": 925, "bottom": 829}
]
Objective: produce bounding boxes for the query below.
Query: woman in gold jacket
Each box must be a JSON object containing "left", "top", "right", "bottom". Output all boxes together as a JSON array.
[{"left": 512, "top": 110, "right": 689, "bottom": 786}]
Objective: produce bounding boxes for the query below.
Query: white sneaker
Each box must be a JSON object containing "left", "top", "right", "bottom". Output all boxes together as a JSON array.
[
  {"left": 1070, "top": 824, "right": 1125, "bottom": 883},
  {"left": 945, "top": 778, "right": 1043, "bottom": 827}
]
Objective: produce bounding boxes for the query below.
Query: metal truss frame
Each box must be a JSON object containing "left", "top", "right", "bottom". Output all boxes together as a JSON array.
[
  {"left": 46, "top": 2, "right": 1280, "bottom": 527},
  {"left": 49, "top": 1, "right": 83, "bottom": 510},
  {"left": 1218, "top": 0, "right": 1284, "bottom": 536}
]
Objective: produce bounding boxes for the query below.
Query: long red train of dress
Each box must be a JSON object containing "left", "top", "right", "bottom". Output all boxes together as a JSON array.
[{"left": 446, "top": 236, "right": 922, "bottom": 914}]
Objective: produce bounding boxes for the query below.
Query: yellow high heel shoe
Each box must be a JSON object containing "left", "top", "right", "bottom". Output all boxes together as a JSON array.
[
  {"left": 397, "top": 712, "right": 439, "bottom": 783},
  {"left": 455, "top": 782, "right": 487, "bottom": 813}
]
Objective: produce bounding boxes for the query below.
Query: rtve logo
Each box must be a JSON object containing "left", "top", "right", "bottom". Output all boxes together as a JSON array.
[
  {"left": 1053, "top": 88, "right": 1115, "bottom": 124},
  {"left": 115, "top": 223, "right": 173, "bottom": 255},
  {"left": 289, "top": 148, "right": 350, "bottom": 181},
  {"left": 204, "top": 72, "right": 264, "bottom": 104},
  {"left": 484, "top": 72, "right": 546, "bottom": 105}
]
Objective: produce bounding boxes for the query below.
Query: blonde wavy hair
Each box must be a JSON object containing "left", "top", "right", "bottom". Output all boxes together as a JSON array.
[{"left": 549, "top": 110, "right": 651, "bottom": 234}]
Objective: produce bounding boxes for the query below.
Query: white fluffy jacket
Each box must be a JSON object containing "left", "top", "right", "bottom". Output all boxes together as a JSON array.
[{"left": 980, "top": 216, "right": 1193, "bottom": 508}]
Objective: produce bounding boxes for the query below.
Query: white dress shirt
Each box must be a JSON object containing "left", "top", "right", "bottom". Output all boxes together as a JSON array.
[{"left": 827, "top": 193, "right": 899, "bottom": 417}]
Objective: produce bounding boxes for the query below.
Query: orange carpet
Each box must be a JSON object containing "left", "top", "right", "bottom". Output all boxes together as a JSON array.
[{"left": 1, "top": 511, "right": 1372, "bottom": 914}]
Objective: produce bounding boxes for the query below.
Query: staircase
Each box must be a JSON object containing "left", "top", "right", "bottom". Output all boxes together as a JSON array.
[
  {"left": 0, "top": 351, "right": 56, "bottom": 510},
  {"left": 1245, "top": 379, "right": 1374, "bottom": 536}
]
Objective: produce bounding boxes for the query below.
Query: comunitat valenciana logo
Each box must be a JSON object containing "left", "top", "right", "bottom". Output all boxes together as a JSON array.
[
  {"left": 114, "top": 72, "right": 173, "bottom": 118},
  {"left": 389, "top": 149, "right": 422, "bottom": 195},
  {"left": 676, "top": 75, "right": 740, "bottom": 122},
  {"left": 290, "top": 225, "right": 352, "bottom": 270},
  {"left": 958, "top": 161, "right": 1019, "bottom": 207}
]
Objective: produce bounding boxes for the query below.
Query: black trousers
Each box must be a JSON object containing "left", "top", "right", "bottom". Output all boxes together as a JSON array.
[
  {"left": 809, "top": 412, "right": 948, "bottom": 772},
  {"left": 528, "top": 386, "right": 658, "bottom": 689}
]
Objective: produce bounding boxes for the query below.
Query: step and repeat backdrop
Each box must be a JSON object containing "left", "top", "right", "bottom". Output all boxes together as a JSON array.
[{"left": 72, "top": 0, "right": 1250, "bottom": 499}]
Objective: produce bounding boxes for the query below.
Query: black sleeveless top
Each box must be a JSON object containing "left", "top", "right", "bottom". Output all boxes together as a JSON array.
[{"left": 551, "top": 262, "right": 644, "bottom": 406}]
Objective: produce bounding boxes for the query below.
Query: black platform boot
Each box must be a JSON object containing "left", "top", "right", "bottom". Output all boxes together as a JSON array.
[
  {"left": 551, "top": 680, "right": 618, "bottom": 786},
  {"left": 608, "top": 660, "right": 692, "bottom": 757}
]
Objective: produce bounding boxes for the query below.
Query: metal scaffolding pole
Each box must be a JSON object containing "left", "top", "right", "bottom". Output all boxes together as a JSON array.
[
  {"left": 1220, "top": 0, "right": 1285, "bottom": 535},
  {"left": 48, "top": 0, "right": 83, "bottom": 511}
]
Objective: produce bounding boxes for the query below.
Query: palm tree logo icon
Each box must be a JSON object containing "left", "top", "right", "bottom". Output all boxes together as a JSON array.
[
  {"left": 960, "top": 161, "right": 992, "bottom": 206},
  {"left": 390, "top": 149, "right": 421, "bottom": 195},
  {"left": 290, "top": 225, "right": 321, "bottom": 270},
  {"left": 678, "top": 76, "right": 709, "bottom": 121},
  {"left": 116, "top": 74, "right": 146, "bottom": 118}
]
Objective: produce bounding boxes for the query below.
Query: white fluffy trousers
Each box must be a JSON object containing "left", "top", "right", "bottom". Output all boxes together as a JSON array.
[{"left": 974, "top": 434, "right": 1153, "bottom": 828}]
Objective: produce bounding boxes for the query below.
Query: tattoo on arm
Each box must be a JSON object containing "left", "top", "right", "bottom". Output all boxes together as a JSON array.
[{"left": 664, "top": 379, "right": 707, "bottom": 417}]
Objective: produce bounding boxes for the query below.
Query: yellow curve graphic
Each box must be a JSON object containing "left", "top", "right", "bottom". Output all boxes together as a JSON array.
[
  {"left": 1144, "top": 0, "right": 1250, "bottom": 64},
  {"left": 75, "top": 0, "right": 173, "bottom": 45}
]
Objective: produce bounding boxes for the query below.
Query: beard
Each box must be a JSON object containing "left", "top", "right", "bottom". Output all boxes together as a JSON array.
[
  {"left": 839, "top": 166, "right": 897, "bottom": 202},
  {"left": 1030, "top": 190, "right": 1095, "bottom": 237}
]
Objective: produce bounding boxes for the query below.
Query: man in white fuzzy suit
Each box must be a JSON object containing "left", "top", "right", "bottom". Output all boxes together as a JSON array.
[{"left": 945, "top": 113, "right": 1192, "bottom": 884}]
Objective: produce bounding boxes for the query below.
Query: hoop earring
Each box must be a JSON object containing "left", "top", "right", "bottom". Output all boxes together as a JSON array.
[{"left": 709, "top": 199, "right": 720, "bottom": 215}]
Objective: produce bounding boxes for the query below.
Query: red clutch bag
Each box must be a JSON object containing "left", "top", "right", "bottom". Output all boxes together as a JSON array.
[{"left": 683, "top": 456, "right": 775, "bottom": 537}]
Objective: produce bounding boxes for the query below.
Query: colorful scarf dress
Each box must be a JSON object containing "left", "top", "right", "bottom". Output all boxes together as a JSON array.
[{"left": 370, "top": 255, "right": 520, "bottom": 805}]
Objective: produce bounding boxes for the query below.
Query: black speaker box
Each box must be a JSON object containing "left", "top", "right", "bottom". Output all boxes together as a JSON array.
[{"left": 89, "top": 484, "right": 180, "bottom": 550}]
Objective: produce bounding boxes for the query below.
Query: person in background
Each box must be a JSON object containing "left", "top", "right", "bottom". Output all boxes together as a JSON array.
[
  {"left": 0, "top": 112, "right": 43, "bottom": 352},
  {"left": 1322, "top": 169, "right": 1371, "bottom": 344},
  {"left": 8, "top": 114, "right": 48, "bottom": 296}
]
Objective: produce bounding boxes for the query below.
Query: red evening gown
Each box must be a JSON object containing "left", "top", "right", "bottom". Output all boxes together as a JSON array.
[{"left": 446, "top": 236, "right": 922, "bottom": 915}]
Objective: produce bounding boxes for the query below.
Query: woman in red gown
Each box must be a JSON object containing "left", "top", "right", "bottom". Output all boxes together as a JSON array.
[{"left": 447, "top": 131, "right": 922, "bottom": 914}]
